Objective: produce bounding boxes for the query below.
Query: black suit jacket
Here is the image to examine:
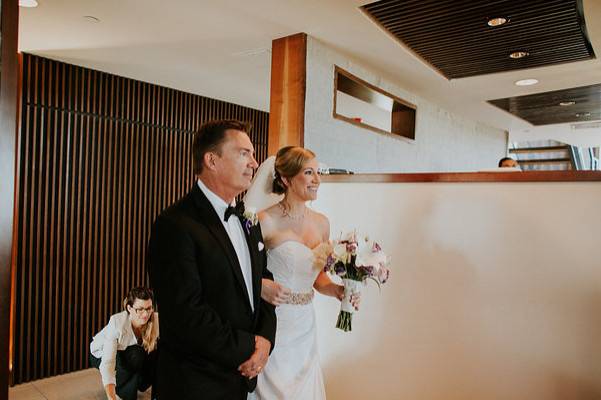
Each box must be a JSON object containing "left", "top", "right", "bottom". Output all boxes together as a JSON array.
[{"left": 148, "top": 185, "right": 276, "bottom": 400}]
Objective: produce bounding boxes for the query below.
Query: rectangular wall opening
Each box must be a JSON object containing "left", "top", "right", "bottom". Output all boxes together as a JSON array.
[{"left": 334, "top": 66, "right": 416, "bottom": 140}]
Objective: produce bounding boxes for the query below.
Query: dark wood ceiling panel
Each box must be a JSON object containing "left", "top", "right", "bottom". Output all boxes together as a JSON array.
[
  {"left": 488, "top": 84, "right": 601, "bottom": 125},
  {"left": 361, "top": 0, "right": 595, "bottom": 79}
]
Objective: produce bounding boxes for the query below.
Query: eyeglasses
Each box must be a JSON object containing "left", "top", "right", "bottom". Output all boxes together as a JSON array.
[{"left": 132, "top": 306, "right": 153, "bottom": 315}]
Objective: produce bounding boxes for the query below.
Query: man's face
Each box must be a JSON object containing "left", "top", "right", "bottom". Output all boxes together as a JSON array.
[
  {"left": 212, "top": 129, "right": 258, "bottom": 195},
  {"left": 500, "top": 159, "right": 519, "bottom": 168}
]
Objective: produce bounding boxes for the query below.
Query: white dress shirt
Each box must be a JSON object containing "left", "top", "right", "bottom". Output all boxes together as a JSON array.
[
  {"left": 197, "top": 180, "right": 254, "bottom": 310},
  {"left": 90, "top": 310, "right": 159, "bottom": 386}
]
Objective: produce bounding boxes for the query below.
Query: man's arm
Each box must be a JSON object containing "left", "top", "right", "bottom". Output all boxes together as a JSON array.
[
  {"left": 238, "top": 225, "right": 277, "bottom": 378},
  {"left": 252, "top": 224, "right": 277, "bottom": 348}
]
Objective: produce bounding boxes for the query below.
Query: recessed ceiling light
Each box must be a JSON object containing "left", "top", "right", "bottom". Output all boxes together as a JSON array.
[
  {"left": 576, "top": 112, "right": 591, "bottom": 117},
  {"left": 83, "top": 15, "right": 100, "bottom": 23},
  {"left": 559, "top": 101, "right": 576, "bottom": 106},
  {"left": 19, "top": 0, "right": 38, "bottom": 7},
  {"left": 487, "top": 17, "right": 508, "bottom": 27},
  {"left": 509, "top": 51, "right": 529, "bottom": 59},
  {"left": 514, "top": 79, "right": 538, "bottom": 86}
]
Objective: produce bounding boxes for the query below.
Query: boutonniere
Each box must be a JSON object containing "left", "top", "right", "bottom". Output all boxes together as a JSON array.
[{"left": 242, "top": 207, "right": 258, "bottom": 234}]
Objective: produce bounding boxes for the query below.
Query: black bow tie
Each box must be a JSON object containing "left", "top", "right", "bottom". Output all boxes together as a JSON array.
[{"left": 224, "top": 201, "right": 245, "bottom": 222}]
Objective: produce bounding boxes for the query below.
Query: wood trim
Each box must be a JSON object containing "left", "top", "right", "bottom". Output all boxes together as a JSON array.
[
  {"left": 335, "top": 65, "right": 416, "bottom": 110},
  {"left": 332, "top": 112, "right": 415, "bottom": 142},
  {"left": 517, "top": 158, "right": 571, "bottom": 165},
  {"left": 0, "top": 0, "right": 19, "bottom": 397},
  {"left": 322, "top": 171, "right": 601, "bottom": 183},
  {"left": 268, "top": 33, "right": 306, "bottom": 155},
  {"left": 509, "top": 146, "right": 568, "bottom": 154}
]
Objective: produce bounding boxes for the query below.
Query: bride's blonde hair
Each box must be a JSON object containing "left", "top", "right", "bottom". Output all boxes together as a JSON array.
[{"left": 272, "top": 146, "right": 316, "bottom": 194}]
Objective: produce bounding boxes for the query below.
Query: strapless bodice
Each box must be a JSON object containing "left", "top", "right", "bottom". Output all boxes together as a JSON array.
[{"left": 267, "top": 241, "right": 322, "bottom": 293}]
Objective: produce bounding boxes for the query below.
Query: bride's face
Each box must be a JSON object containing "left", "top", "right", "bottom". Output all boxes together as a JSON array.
[{"left": 286, "top": 158, "right": 321, "bottom": 201}]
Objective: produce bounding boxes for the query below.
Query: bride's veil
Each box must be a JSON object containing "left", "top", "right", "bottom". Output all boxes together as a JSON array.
[{"left": 243, "top": 156, "right": 283, "bottom": 212}]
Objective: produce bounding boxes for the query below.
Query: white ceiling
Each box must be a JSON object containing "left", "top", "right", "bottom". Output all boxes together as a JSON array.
[{"left": 18, "top": 0, "right": 601, "bottom": 139}]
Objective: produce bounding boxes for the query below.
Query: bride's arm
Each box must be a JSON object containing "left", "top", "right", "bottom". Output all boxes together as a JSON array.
[
  {"left": 314, "top": 273, "right": 360, "bottom": 310},
  {"left": 314, "top": 272, "right": 344, "bottom": 299},
  {"left": 313, "top": 214, "right": 344, "bottom": 299},
  {"left": 261, "top": 279, "right": 291, "bottom": 305},
  {"left": 312, "top": 213, "right": 360, "bottom": 309}
]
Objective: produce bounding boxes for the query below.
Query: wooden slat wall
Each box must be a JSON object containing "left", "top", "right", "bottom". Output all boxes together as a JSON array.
[{"left": 12, "top": 53, "right": 269, "bottom": 384}]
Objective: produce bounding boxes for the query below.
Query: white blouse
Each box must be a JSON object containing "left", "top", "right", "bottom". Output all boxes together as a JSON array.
[{"left": 90, "top": 310, "right": 159, "bottom": 386}]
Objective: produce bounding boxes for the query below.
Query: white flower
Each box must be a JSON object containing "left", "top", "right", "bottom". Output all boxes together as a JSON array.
[
  {"left": 242, "top": 207, "right": 258, "bottom": 225},
  {"left": 355, "top": 239, "right": 388, "bottom": 272},
  {"left": 332, "top": 242, "right": 350, "bottom": 264},
  {"left": 312, "top": 242, "right": 334, "bottom": 270}
]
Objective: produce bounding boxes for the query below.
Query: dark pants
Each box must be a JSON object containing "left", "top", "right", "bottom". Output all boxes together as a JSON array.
[{"left": 90, "top": 345, "right": 157, "bottom": 400}]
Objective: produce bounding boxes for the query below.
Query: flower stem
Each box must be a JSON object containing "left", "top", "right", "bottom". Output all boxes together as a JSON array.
[{"left": 336, "top": 311, "right": 353, "bottom": 332}]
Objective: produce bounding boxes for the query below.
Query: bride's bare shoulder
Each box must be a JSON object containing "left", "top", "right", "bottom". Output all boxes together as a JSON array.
[
  {"left": 308, "top": 209, "right": 330, "bottom": 237},
  {"left": 258, "top": 204, "right": 280, "bottom": 221},
  {"left": 258, "top": 205, "right": 281, "bottom": 233},
  {"left": 309, "top": 209, "right": 329, "bottom": 224}
]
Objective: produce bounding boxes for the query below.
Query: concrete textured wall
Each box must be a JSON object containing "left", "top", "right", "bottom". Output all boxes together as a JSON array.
[{"left": 304, "top": 37, "right": 507, "bottom": 173}]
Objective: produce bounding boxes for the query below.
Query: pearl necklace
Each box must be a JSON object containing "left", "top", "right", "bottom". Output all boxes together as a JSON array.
[{"left": 277, "top": 201, "right": 306, "bottom": 221}]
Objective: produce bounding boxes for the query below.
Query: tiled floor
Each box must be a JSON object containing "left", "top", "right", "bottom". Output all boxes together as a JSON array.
[{"left": 9, "top": 369, "right": 152, "bottom": 400}]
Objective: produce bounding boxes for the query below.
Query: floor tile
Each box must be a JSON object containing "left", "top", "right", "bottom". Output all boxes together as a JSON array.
[{"left": 9, "top": 369, "right": 152, "bottom": 400}]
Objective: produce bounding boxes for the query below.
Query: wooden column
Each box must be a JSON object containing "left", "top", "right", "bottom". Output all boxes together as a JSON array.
[
  {"left": 268, "top": 33, "right": 307, "bottom": 155},
  {"left": 0, "top": 0, "right": 19, "bottom": 397}
]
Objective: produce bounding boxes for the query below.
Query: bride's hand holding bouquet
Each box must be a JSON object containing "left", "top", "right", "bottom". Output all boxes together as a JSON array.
[{"left": 321, "top": 231, "right": 390, "bottom": 332}]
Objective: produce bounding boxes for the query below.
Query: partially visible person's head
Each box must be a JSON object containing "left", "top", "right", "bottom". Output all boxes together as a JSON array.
[
  {"left": 273, "top": 146, "right": 320, "bottom": 201},
  {"left": 193, "top": 120, "right": 258, "bottom": 197},
  {"left": 123, "top": 286, "right": 158, "bottom": 352},
  {"left": 498, "top": 157, "right": 519, "bottom": 168},
  {"left": 123, "top": 286, "right": 154, "bottom": 326}
]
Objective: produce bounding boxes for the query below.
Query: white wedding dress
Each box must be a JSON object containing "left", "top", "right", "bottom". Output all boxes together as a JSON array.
[{"left": 249, "top": 240, "right": 326, "bottom": 400}]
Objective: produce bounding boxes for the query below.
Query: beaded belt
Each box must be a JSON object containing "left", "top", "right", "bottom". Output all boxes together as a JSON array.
[{"left": 285, "top": 290, "right": 314, "bottom": 305}]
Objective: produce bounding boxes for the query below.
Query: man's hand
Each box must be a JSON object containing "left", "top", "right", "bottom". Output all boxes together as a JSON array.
[
  {"left": 261, "top": 278, "right": 291, "bottom": 306},
  {"left": 238, "top": 335, "right": 271, "bottom": 379}
]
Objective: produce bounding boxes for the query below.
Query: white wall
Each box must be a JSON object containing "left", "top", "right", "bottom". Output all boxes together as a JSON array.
[
  {"left": 304, "top": 37, "right": 508, "bottom": 173},
  {"left": 312, "top": 180, "right": 601, "bottom": 400},
  {"left": 335, "top": 91, "right": 391, "bottom": 132},
  {"left": 510, "top": 123, "right": 601, "bottom": 148}
]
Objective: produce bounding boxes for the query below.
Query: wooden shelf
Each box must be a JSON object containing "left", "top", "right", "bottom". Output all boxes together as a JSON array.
[{"left": 321, "top": 171, "right": 601, "bottom": 183}]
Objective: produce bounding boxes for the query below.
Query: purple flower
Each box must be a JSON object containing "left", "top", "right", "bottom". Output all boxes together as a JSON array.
[
  {"left": 244, "top": 219, "right": 252, "bottom": 234},
  {"left": 372, "top": 242, "right": 381, "bottom": 253},
  {"left": 361, "top": 265, "right": 375, "bottom": 276},
  {"left": 334, "top": 261, "right": 347, "bottom": 276}
]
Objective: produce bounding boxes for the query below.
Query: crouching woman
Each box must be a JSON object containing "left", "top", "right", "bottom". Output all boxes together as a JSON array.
[{"left": 90, "top": 286, "right": 159, "bottom": 400}]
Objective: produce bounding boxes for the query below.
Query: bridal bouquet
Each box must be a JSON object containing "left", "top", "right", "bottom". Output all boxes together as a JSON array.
[{"left": 321, "top": 231, "right": 390, "bottom": 332}]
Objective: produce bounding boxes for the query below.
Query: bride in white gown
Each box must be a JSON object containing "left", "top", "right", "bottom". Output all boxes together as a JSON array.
[{"left": 245, "top": 147, "right": 358, "bottom": 400}]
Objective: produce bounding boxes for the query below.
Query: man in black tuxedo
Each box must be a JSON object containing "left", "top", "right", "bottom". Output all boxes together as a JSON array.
[{"left": 148, "top": 120, "right": 276, "bottom": 399}]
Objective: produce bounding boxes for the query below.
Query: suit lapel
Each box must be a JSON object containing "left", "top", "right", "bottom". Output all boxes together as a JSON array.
[
  {"left": 190, "top": 185, "right": 252, "bottom": 310},
  {"left": 242, "top": 224, "right": 262, "bottom": 312}
]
